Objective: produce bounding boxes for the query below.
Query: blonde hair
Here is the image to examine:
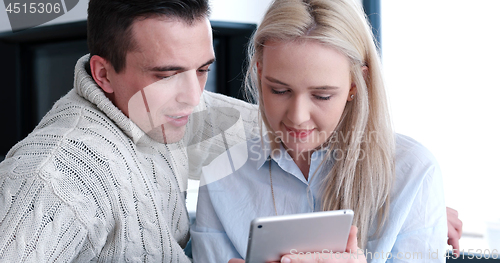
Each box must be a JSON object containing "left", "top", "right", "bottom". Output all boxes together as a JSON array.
[{"left": 245, "top": 0, "right": 395, "bottom": 248}]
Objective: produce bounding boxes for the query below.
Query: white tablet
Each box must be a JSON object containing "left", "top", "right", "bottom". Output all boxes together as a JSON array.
[{"left": 245, "top": 210, "right": 354, "bottom": 263}]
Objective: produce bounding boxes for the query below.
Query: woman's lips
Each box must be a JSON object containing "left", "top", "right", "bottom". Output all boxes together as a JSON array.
[{"left": 284, "top": 124, "right": 314, "bottom": 139}]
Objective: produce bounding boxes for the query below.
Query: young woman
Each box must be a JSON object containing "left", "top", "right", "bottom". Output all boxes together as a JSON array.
[{"left": 191, "top": 0, "right": 447, "bottom": 262}]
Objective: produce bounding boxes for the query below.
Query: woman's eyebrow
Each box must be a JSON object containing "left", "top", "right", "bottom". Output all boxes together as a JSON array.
[
  {"left": 309, "top": 86, "right": 340, "bottom": 91},
  {"left": 265, "top": 76, "right": 340, "bottom": 90},
  {"left": 265, "top": 76, "right": 288, "bottom": 86}
]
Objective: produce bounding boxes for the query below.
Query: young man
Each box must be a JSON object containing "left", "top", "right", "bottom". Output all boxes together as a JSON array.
[{"left": 0, "top": 0, "right": 257, "bottom": 261}]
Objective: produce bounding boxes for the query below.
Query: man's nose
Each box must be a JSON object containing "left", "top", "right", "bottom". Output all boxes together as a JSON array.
[{"left": 177, "top": 70, "right": 202, "bottom": 107}]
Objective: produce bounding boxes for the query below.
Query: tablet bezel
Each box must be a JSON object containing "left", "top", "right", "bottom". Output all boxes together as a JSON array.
[{"left": 245, "top": 209, "right": 354, "bottom": 263}]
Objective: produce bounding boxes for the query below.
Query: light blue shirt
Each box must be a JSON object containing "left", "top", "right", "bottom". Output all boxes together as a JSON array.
[{"left": 191, "top": 134, "right": 447, "bottom": 263}]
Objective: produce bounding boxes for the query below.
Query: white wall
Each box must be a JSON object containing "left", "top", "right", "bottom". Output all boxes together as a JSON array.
[
  {"left": 210, "top": 0, "right": 273, "bottom": 25},
  {"left": 382, "top": 0, "right": 500, "bottom": 250}
]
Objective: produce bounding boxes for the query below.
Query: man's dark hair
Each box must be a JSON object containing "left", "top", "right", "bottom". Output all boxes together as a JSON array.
[{"left": 87, "top": 0, "right": 210, "bottom": 73}]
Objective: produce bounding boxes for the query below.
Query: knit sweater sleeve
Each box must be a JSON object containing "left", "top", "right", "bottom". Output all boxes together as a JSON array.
[
  {"left": 0, "top": 102, "right": 192, "bottom": 262},
  {"left": 0, "top": 162, "right": 96, "bottom": 262},
  {"left": 0, "top": 55, "right": 193, "bottom": 262},
  {"left": 0, "top": 133, "right": 193, "bottom": 262}
]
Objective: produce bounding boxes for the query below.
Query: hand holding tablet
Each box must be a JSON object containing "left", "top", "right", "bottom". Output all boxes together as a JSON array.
[
  {"left": 279, "top": 225, "right": 366, "bottom": 263},
  {"left": 245, "top": 210, "right": 363, "bottom": 263}
]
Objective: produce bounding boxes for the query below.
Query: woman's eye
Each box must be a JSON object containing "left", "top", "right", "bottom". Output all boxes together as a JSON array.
[
  {"left": 271, "top": 89, "right": 288, "bottom": 95},
  {"left": 314, "top": 95, "right": 332, "bottom": 100}
]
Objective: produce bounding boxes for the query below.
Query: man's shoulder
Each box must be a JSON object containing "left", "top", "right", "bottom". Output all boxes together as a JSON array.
[
  {"left": 37, "top": 89, "right": 125, "bottom": 140},
  {"left": 1, "top": 91, "right": 130, "bottom": 180},
  {"left": 36, "top": 89, "right": 104, "bottom": 128}
]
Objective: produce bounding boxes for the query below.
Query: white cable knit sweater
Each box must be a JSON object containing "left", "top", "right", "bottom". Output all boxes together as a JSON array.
[{"left": 0, "top": 55, "right": 259, "bottom": 262}]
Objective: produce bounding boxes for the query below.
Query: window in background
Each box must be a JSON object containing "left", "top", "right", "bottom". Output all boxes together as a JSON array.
[{"left": 381, "top": 0, "right": 500, "bottom": 251}]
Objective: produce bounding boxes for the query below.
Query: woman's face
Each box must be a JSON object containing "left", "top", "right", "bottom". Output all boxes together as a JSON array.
[{"left": 258, "top": 40, "right": 355, "bottom": 158}]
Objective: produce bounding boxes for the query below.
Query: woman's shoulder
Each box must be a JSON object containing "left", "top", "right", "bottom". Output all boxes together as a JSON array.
[
  {"left": 394, "top": 133, "right": 439, "bottom": 168},
  {"left": 393, "top": 133, "right": 442, "bottom": 191}
]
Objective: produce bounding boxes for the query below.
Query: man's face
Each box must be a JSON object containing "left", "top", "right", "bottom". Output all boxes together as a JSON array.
[{"left": 108, "top": 17, "right": 215, "bottom": 143}]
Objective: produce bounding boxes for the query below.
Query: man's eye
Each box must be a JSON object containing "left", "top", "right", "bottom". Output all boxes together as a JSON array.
[
  {"left": 156, "top": 73, "right": 176, "bottom": 80},
  {"left": 198, "top": 68, "right": 211, "bottom": 74}
]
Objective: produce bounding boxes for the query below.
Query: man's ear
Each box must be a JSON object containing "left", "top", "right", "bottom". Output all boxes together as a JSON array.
[{"left": 89, "top": 55, "right": 114, "bottom": 94}]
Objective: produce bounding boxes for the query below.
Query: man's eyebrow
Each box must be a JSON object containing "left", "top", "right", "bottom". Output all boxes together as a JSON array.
[
  {"left": 200, "top": 58, "right": 216, "bottom": 68},
  {"left": 147, "top": 58, "right": 216, "bottom": 72}
]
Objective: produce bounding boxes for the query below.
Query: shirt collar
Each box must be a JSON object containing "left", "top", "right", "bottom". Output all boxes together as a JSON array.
[
  {"left": 254, "top": 132, "right": 272, "bottom": 170},
  {"left": 252, "top": 134, "right": 329, "bottom": 184}
]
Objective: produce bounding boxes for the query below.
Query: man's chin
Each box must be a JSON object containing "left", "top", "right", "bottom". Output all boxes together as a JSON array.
[{"left": 145, "top": 124, "right": 186, "bottom": 144}]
